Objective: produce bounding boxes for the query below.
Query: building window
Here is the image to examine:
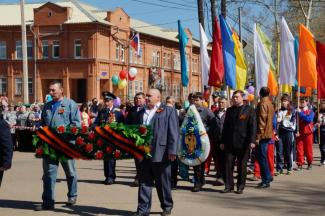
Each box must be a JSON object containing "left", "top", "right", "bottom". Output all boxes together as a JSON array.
[
  {"left": 128, "top": 80, "right": 133, "bottom": 99},
  {"left": 156, "top": 51, "right": 160, "bottom": 67},
  {"left": 28, "top": 78, "right": 33, "bottom": 95},
  {"left": 16, "top": 41, "right": 22, "bottom": 59},
  {"left": 0, "top": 78, "right": 7, "bottom": 95},
  {"left": 134, "top": 80, "right": 143, "bottom": 93},
  {"left": 167, "top": 53, "right": 171, "bottom": 69},
  {"left": 42, "top": 40, "right": 48, "bottom": 59},
  {"left": 52, "top": 40, "right": 60, "bottom": 58},
  {"left": 0, "top": 41, "right": 7, "bottom": 59},
  {"left": 120, "top": 46, "right": 125, "bottom": 62},
  {"left": 27, "top": 40, "right": 33, "bottom": 59},
  {"left": 129, "top": 48, "right": 133, "bottom": 64},
  {"left": 163, "top": 53, "right": 166, "bottom": 68},
  {"left": 15, "top": 78, "right": 22, "bottom": 95},
  {"left": 74, "top": 39, "right": 82, "bottom": 58},
  {"left": 173, "top": 54, "right": 180, "bottom": 71},
  {"left": 115, "top": 43, "right": 119, "bottom": 60},
  {"left": 186, "top": 54, "right": 189, "bottom": 72}
]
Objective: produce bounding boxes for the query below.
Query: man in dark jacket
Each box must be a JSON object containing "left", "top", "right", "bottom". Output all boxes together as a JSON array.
[
  {"left": 126, "top": 92, "right": 146, "bottom": 186},
  {"left": 133, "top": 89, "right": 179, "bottom": 216},
  {"left": 220, "top": 90, "right": 256, "bottom": 194},
  {"left": 0, "top": 106, "right": 13, "bottom": 188}
]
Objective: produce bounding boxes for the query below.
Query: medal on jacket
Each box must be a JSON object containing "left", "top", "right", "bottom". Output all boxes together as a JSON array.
[{"left": 108, "top": 111, "right": 116, "bottom": 123}]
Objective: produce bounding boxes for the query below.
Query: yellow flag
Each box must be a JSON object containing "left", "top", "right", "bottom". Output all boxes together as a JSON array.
[{"left": 232, "top": 31, "right": 247, "bottom": 90}]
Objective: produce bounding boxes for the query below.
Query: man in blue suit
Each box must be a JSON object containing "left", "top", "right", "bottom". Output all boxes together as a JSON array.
[
  {"left": 35, "top": 80, "right": 81, "bottom": 211},
  {"left": 133, "top": 89, "right": 179, "bottom": 216},
  {"left": 0, "top": 106, "right": 13, "bottom": 188},
  {"left": 94, "top": 91, "right": 124, "bottom": 185}
]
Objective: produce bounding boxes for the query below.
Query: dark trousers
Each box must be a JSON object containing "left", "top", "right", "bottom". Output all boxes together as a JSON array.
[
  {"left": 137, "top": 159, "right": 173, "bottom": 215},
  {"left": 171, "top": 159, "right": 178, "bottom": 186},
  {"left": 134, "top": 158, "right": 140, "bottom": 179},
  {"left": 104, "top": 159, "right": 116, "bottom": 180},
  {"left": 277, "top": 131, "right": 294, "bottom": 171},
  {"left": 0, "top": 171, "right": 3, "bottom": 188},
  {"left": 320, "top": 132, "right": 325, "bottom": 163},
  {"left": 193, "top": 162, "right": 205, "bottom": 186},
  {"left": 257, "top": 139, "right": 273, "bottom": 184},
  {"left": 224, "top": 148, "right": 250, "bottom": 190}
]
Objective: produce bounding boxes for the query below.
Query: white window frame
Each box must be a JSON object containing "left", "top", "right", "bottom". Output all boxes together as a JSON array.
[
  {"left": 120, "top": 46, "right": 125, "bottom": 62},
  {"left": 27, "top": 40, "right": 33, "bottom": 59},
  {"left": 16, "top": 41, "right": 22, "bottom": 59},
  {"left": 42, "top": 40, "right": 49, "bottom": 59},
  {"left": 15, "top": 77, "right": 22, "bottom": 95},
  {"left": 0, "top": 78, "right": 7, "bottom": 95},
  {"left": 28, "top": 77, "right": 33, "bottom": 95},
  {"left": 52, "top": 40, "right": 60, "bottom": 59},
  {"left": 0, "top": 41, "right": 7, "bottom": 59},
  {"left": 74, "top": 39, "right": 82, "bottom": 58}
]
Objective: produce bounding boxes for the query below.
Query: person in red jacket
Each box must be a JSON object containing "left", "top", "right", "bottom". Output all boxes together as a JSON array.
[{"left": 296, "top": 97, "right": 314, "bottom": 170}]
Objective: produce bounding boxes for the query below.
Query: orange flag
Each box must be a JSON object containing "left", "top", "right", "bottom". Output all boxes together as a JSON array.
[{"left": 298, "top": 24, "right": 317, "bottom": 92}]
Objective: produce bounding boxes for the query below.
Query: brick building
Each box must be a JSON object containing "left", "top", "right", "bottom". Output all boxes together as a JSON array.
[{"left": 0, "top": 0, "right": 203, "bottom": 104}]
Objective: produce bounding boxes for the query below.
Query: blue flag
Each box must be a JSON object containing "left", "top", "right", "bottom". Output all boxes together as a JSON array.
[
  {"left": 219, "top": 15, "right": 236, "bottom": 89},
  {"left": 178, "top": 20, "right": 189, "bottom": 87}
]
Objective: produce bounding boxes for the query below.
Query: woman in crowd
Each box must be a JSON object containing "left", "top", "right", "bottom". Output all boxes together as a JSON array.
[{"left": 80, "top": 103, "right": 91, "bottom": 127}]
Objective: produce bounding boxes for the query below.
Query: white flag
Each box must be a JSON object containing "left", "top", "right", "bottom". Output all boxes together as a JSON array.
[
  {"left": 254, "top": 24, "right": 270, "bottom": 94},
  {"left": 199, "top": 24, "right": 210, "bottom": 91},
  {"left": 279, "top": 17, "right": 296, "bottom": 86}
]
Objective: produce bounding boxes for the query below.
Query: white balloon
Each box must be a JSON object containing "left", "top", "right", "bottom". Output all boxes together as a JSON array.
[{"left": 129, "top": 67, "right": 138, "bottom": 78}]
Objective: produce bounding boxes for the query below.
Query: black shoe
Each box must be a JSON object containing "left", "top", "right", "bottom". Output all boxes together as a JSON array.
[
  {"left": 235, "top": 189, "right": 244, "bottom": 194},
  {"left": 34, "top": 204, "right": 54, "bottom": 211},
  {"left": 307, "top": 164, "right": 312, "bottom": 170},
  {"left": 221, "top": 188, "right": 234, "bottom": 193},
  {"left": 191, "top": 184, "right": 201, "bottom": 192},
  {"left": 161, "top": 209, "right": 172, "bottom": 216},
  {"left": 257, "top": 182, "right": 270, "bottom": 189},
  {"left": 104, "top": 178, "right": 115, "bottom": 185},
  {"left": 66, "top": 198, "right": 77, "bottom": 206}
]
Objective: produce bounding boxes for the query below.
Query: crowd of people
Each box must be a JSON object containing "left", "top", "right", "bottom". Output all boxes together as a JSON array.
[{"left": 0, "top": 81, "right": 324, "bottom": 216}]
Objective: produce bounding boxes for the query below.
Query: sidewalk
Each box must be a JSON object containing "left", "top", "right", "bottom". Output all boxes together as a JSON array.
[{"left": 1, "top": 147, "right": 325, "bottom": 216}]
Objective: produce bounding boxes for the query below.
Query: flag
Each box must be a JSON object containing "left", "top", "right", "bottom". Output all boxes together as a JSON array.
[
  {"left": 208, "top": 16, "right": 224, "bottom": 87},
  {"left": 279, "top": 17, "right": 296, "bottom": 90},
  {"left": 219, "top": 15, "right": 236, "bottom": 89},
  {"left": 298, "top": 24, "right": 317, "bottom": 95},
  {"left": 178, "top": 20, "right": 189, "bottom": 87},
  {"left": 317, "top": 41, "right": 325, "bottom": 99},
  {"left": 199, "top": 23, "right": 210, "bottom": 91},
  {"left": 232, "top": 31, "right": 247, "bottom": 90},
  {"left": 130, "top": 32, "right": 140, "bottom": 56},
  {"left": 254, "top": 24, "right": 278, "bottom": 96}
]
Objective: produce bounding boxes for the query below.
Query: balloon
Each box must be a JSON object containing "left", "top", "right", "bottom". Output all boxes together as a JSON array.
[
  {"left": 247, "top": 86, "right": 255, "bottom": 94},
  {"left": 112, "top": 75, "right": 119, "bottom": 85},
  {"left": 128, "top": 74, "right": 136, "bottom": 81},
  {"left": 118, "top": 79, "right": 127, "bottom": 89},
  {"left": 248, "top": 94, "right": 255, "bottom": 101},
  {"left": 113, "top": 97, "right": 121, "bottom": 107},
  {"left": 129, "top": 67, "right": 138, "bottom": 78},
  {"left": 119, "top": 70, "right": 128, "bottom": 79}
]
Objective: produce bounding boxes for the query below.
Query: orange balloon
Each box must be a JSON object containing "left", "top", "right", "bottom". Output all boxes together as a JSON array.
[{"left": 248, "top": 94, "right": 255, "bottom": 101}]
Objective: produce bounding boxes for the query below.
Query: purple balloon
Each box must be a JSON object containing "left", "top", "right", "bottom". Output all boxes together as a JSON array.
[
  {"left": 247, "top": 86, "right": 255, "bottom": 94},
  {"left": 113, "top": 97, "right": 121, "bottom": 107}
]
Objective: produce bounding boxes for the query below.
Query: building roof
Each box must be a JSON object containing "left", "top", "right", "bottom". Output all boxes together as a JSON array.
[{"left": 0, "top": 0, "right": 203, "bottom": 48}]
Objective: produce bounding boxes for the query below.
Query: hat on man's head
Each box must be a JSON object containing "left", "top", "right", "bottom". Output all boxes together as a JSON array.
[{"left": 102, "top": 91, "right": 116, "bottom": 101}]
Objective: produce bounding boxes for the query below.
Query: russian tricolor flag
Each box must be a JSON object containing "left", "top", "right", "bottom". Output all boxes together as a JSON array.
[{"left": 130, "top": 32, "right": 141, "bottom": 56}]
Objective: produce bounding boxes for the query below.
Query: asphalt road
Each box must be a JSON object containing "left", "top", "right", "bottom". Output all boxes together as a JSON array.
[{"left": 1, "top": 146, "right": 325, "bottom": 216}]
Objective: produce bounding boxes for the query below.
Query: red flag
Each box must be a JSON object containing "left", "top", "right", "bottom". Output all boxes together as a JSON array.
[
  {"left": 317, "top": 41, "right": 325, "bottom": 99},
  {"left": 208, "top": 16, "right": 224, "bottom": 87}
]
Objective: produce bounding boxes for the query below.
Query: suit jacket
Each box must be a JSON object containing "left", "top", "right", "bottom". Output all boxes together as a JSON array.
[
  {"left": 136, "top": 104, "right": 179, "bottom": 162},
  {"left": 94, "top": 106, "right": 125, "bottom": 126},
  {"left": 126, "top": 105, "right": 143, "bottom": 125},
  {"left": 221, "top": 105, "right": 256, "bottom": 151},
  {"left": 0, "top": 119, "right": 13, "bottom": 169},
  {"left": 209, "top": 109, "right": 226, "bottom": 143},
  {"left": 41, "top": 97, "right": 81, "bottom": 128}
]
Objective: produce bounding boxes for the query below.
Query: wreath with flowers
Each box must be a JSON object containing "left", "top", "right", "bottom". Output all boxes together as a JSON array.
[{"left": 33, "top": 122, "right": 153, "bottom": 162}]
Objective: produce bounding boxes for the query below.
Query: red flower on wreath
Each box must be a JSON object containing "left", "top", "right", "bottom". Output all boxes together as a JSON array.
[
  {"left": 139, "top": 125, "right": 148, "bottom": 135},
  {"left": 36, "top": 147, "right": 43, "bottom": 157},
  {"left": 81, "top": 125, "right": 88, "bottom": 134},
  {"left": 70, "top": 126, "right": 78, "bottom": 135},
  {"left": 95, "top": 151, "right": 104, "bottom": 160},
  {"left": 114, "top": 150, "right": 121, "bottom": 159},
  {"left": 57, "top": 125, "right": 65, "bottom": 134},
  {"left": 88, "top": 131, "right": 96, "bottom": 141},
  {"left": 106, "top": 146, "right": 113, "bottom": 154},
  {"left": 97, "top": 139, "right": 104, "bottom": 148},
  {"left": 76, "top": 136, "right": 84, "bottom": 146},
  {"left": 84, "top": 143, "right": 93, "bottom": 153}
]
